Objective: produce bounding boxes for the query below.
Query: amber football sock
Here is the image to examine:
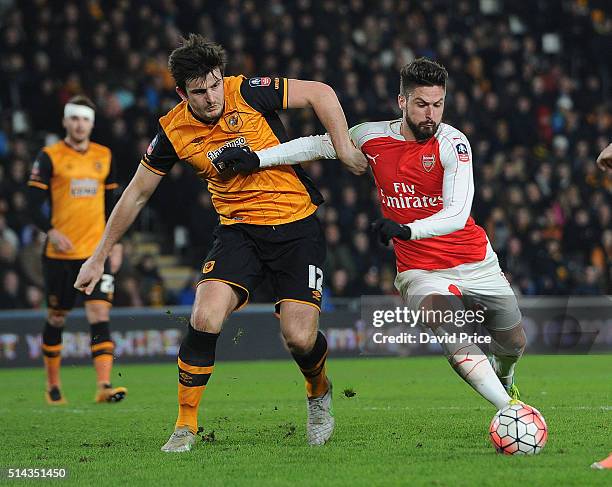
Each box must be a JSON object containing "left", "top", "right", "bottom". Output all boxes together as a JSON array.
[
  {"left": 42, "top": 322, "right": 63, "bottom": 389},
  {"left": 176, "top": 325, "right": 219, "bottom": 434}
]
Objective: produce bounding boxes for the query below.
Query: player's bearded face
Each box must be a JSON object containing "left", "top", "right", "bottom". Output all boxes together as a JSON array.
[
  {"left": 401, "top": 86, "right": 445, "bottom": 141},
  {"left": 63, "top": 116, "right": 94, "bottom": 143},
  {"left": 183, "top": 69, "right": 225, "bottom": 124}
]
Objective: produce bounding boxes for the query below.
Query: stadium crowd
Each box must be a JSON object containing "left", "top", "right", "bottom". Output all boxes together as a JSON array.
[{"left": 0, "top": 0, "right": 610, "bottom": 309}]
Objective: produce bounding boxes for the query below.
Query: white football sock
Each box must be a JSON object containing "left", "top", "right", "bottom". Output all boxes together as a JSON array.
[
  {"left": 434, "top": 328, "right": 511, "bottom": 409},
  {"left": 489, "top": 328, "right": 525, "bottom": 387},
  {"left": 489, "top": 355, "right": 517, "bottom": 387}
]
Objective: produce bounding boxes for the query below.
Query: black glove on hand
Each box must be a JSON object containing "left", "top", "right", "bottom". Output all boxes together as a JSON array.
[
  {"left": 211, "top": 146, "right": 261, "bottom": 179},
  {"left": 371, "top": 218, "right": 412, "bottom": 245}
]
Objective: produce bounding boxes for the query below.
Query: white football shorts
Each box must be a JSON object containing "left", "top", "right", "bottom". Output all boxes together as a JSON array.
[{"left": 394, "top": 243, "right": 522, "bottom": 331}]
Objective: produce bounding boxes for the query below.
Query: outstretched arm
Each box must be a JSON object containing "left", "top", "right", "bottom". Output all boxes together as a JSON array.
[
  {"left": 212, "top": 133, "right": 361, "bottom": 177},
  {"left": 257, "top": 134, "right": 337, "bottom": 167},
  {"left": 286, "top": 80, "right": 366, "bottom": 174},
  {"left": 74, "top": 165, "right": 162, "bottom": 294}
]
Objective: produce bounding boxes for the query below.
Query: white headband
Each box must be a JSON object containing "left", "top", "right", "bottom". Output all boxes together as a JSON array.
[{"left": 64, "top": 103, "right": 95, "bottom": 122}]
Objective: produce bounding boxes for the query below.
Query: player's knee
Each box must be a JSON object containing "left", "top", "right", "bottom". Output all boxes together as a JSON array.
[
  {"left": 491, "top": 323, "right": 526, "bottom": 356},
  {"left": 279, "top": 304, "right": 319, "bottom": 353},
  {"left": 47, "top": 310, "right": 67, "bottom": 327},
  {"left": 191, "top": 307, "right": 226, "bottom": 333},
  {"left": 283, "top": 328, "right": 316, "bottom": 354}
]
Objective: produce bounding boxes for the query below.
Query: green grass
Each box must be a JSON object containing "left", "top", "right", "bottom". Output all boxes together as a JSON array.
[{"left": 0, "top": 356, "right": 610, "bottom": 486}]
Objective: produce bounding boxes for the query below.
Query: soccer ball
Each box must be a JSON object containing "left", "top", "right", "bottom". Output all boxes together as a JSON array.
[{"left": 489, "top": 403, "right": 548, "bottom": 455}]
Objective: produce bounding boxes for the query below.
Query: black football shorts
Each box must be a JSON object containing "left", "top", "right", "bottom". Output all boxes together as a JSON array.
[
  {"left": 43, "top": 257, "right": 115, "bottom": 310},
  {"left": 198, "top": 214, "right": 326, "bottom": 313}
]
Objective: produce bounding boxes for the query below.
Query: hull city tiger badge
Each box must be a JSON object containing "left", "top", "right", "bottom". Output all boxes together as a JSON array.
[
  {"left": 421, "top": 154, "right": 436, "bottom": 172},
  {"left": 224, "top": 111, "right": 243, "bottom": 132}
]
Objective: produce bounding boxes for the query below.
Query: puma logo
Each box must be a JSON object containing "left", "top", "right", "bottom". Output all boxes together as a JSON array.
[
  {"left": 454, "top": 356, "right": 474, "bottom": 367},
  {"left": 366, "top": 153, "right": 380, "bottom": 165}
]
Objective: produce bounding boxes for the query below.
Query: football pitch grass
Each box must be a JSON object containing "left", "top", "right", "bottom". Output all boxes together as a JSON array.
[{"left": 1, "top": 355, "right": 609, "bottom": 486}]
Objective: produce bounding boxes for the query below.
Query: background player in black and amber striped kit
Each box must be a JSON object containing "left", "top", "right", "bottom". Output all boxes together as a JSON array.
[
  {"left": 75, "top": 34, "right": 367, "bottom": 451},
  {"left": 27, "top": 95, "right": 127, "bottom": 405}
]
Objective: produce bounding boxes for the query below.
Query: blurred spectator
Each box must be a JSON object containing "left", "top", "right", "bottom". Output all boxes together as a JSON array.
[
  {"left": 113, "top": 273, "right": 145, "bottom": 308},
  {"left": 0, "top": 270, "right": 25, "bottom": 309},
  {"left": 16, "top": 230, "right": 44, "bottom": 288},
  {"left": 24, "top": 285, "right": 44, "bottom": 309},
  {"left": 135, "top": 254, "right": 166, "bottom": 306},
  {"left": 187, "top": 191, "right": 219, "bottom": 266},
  {"left": 175, "top": 273, "right": 200, "bottom": 306},
  {"left": 329, "top": 268, "right": 355, "bottom": 298},
  {"left": 324, "top": 224, "right": 355, "bottom": 281}
]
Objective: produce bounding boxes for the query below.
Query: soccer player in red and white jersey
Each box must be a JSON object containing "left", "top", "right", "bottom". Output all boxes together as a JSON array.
[{"left": 213, "top": 58, "right": 526, "bottom": 410}]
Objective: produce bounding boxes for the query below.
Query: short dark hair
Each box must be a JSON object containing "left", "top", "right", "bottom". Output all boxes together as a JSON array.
[
  {"left": 168, "top": 34, "right": 227, "bottom": 92},
  {"left": 400, "top": 58, "right": 448, "bottom": 95},
  {"left": 67, "top": 94, "right": 96, "bottom": 111}
]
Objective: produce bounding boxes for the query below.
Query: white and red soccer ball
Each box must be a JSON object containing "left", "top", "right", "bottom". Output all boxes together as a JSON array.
[{"left": 489, "top": 403, "right": 548, "bottom": 455}]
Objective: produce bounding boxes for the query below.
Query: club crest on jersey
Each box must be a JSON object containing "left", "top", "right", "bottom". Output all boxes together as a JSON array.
[
  {"left": 223, "top": 111, "right": 243, "bottom": 132},
  {"left": 202, "top": 261, "right": 215, "bottom": 274},
  {"left": 421, "top": 154, "right": 436, "bottom": 172},
  {"left": 249, "top": 77, "right": 271, "bottom": 87},
  {"left": 455, "top": 143, "right": 470, "bottom": 163}
]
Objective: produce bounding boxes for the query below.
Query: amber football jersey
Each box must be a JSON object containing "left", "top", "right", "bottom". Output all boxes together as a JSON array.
[
  {"left": 140, "top": 75, "right": 323, "bottom": 226},
  {"left": 28, "top": 141, "right": 117, "bottom": 259}
]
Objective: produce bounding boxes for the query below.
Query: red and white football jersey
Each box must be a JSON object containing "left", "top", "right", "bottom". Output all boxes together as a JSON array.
[{"left": 349, "top": 120, "right": 488, "bottom": 272}]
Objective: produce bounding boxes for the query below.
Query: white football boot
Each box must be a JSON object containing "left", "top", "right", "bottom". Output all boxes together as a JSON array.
[
  {"left": 306, "top": 382, "right": 335, "bottom": 446},
  {"left": 161, "top": 426, "right": 196, "bottom": 452}
]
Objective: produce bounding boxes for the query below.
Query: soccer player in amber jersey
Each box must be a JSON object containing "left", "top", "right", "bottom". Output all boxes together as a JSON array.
[
  {"left": 217, "top": 58, "right": 529, "bottom": 411},
  {"left": 27, "top": 95, "right": 126, "bottom": 405},
  {"left": 75, "top": 34, "right": 367, "bottom": 451}
]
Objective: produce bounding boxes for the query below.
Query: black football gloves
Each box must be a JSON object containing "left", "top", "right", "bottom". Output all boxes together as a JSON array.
[
  {"left": 371, "top": 218, "right": 412, "bottom": 245},
  {"left": 211, "top": 146, "right": 261, "bottom": 179}
]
